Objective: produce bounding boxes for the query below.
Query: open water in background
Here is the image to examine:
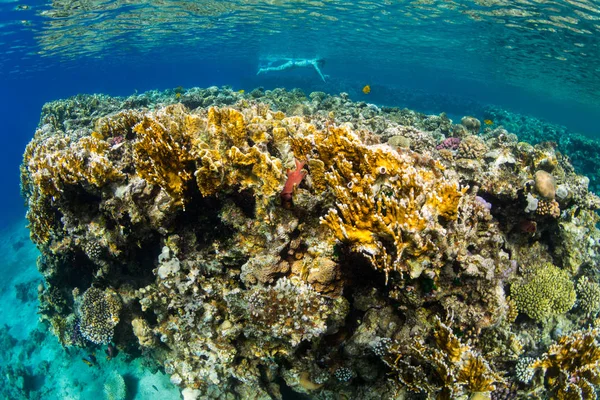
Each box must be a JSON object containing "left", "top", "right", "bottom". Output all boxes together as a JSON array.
[
  {"left": 1, "top": 0, "right": 600, "bottom": 228},
  {"left": 0, "top": 1, "right": 599, "bottom": 398}
]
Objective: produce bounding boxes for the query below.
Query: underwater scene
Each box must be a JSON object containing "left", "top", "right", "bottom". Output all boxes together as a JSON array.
[{"left": 2, "top": 0, "right": 600, "bottom": 399}]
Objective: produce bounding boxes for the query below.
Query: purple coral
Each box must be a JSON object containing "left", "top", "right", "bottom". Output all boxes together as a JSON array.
[
  {"left": 436, "top": 137, "right": 461, "bottom": 150},
  {"left": 475, "top": 196, "right": 492, "bottom": 211}
]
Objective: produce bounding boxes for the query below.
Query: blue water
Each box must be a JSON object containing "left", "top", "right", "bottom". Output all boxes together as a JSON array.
[
  {"left": 1, "top": 0, "right": 600, "bottom": 398},
  {"left": 2, "top": 0, "right": 600, "bottom": 228},
  {"left": 2, "top": 0, "right": 600, "bottom": 227}
]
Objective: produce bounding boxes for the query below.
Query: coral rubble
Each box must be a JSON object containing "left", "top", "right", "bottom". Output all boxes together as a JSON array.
[{"left": 21, "top": 86, "right": 600, "bottom": 399}]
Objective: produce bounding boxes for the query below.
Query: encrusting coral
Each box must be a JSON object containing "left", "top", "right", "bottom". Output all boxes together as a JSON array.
[
  {"left": 20, "top": 86, "right": 600, "bottom": 399},
  {"left": 244, "top": 277, "right": 345, "bottom": 346},
  {"left": 77, "top": 287, "right": 122, "bottom": 345}
]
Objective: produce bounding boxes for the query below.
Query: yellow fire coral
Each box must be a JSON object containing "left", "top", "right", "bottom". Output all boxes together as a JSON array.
[
  {"left": 132, "top": 104, "right": 199, "bottom": 207},
  {"left": 131, "top": 105, "right": 284, "bottom": 215},
  {"left": 532, "top": 328, "right": 600, "bottom": 399},
  {"left": 23, "top": 134, "right": 123, "bottom": 199},
  {"left": 383, "top": 317, "right": 503, "bottom": 397},
  {"left": 21, "top": 132, "right": 124, "bottom": 244},
  {"left": 291, "top": 125, "right": 466, "bottom": 282},
  {"left": 95, "top": 110, "right": 144, "bottom": 139}
]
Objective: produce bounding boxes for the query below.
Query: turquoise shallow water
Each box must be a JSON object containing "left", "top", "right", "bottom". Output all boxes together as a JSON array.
[
  {"left": 1, "top": 1, "right": 600, "bottom": 399},
  {"left": 0, "top": 221, "right": 180, "bottom": 399}
]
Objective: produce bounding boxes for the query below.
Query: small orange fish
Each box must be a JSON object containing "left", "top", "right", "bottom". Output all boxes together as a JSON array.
[
  {"left": 484, "top": 119, "right": 493, "bottom": 125},
  {"left": 362, "top": 85, "right": 371, "bottom": 94}
]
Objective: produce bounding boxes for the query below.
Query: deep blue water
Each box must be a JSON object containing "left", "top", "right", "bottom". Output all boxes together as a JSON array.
[{"left": 1, "top": 0, "right": 600, "bottom": 228}]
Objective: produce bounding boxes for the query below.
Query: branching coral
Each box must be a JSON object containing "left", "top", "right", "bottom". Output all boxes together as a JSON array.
[
  {"left": 532, "top": 328, "right": 600, "bottom": 399},
  {"left": 78, "top": 287, "right": 122, "bottom": 345},
  {"left": 511, "top": 263, "right": 576, "bottom": 321},
  {"left": 382, "top": 317, "right": 503, "bottom": 398},
  {"left": 576, "top": 276, "right": 600, "bottom": 317}
]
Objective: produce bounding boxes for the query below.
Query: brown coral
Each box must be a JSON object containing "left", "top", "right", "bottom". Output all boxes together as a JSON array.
[
  {"left": 383, "top": 317, "right": 503, "bottom": 397},
  {"left": 536, "top": 199, "right": 560, "bottom": 218},
  {"left": 532, "top": 328, "right": 600, "bottom": 399},
  {"left": 534, "top": 170, "right": 556, "bottom": 200},
  {"left": 457, "top": 135, "right": 488, "bottom": 159}
]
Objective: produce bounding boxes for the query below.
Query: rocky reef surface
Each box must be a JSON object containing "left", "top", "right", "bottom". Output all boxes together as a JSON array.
[{"left": 20, "top": 86, "right": 600, "bottom": 399}]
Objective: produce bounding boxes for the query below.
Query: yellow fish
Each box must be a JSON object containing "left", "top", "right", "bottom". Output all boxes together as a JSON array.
[
  {"left": 484, "top": 119, "right": 493, "bottom": 125},
  {"left": 91, "top": 131, "right": 104, "bottom": 140},
  {"left": 362, "top": 85, "right": 371, "bottom": 94},
  {"left": 175, "top": 93, "right": 181, "bottom": 99},
  {"left": 238, "top": 89, "right": 245, "bottom": 94}
]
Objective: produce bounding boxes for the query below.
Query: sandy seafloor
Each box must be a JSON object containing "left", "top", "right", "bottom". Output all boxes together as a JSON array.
[{"left": 0, "top": 219, "right": 180, "bottom": 399}]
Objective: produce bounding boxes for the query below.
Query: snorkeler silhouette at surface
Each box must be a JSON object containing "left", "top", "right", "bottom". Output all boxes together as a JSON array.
[{"left": 257, "top": 58, "right": 327, "bottom": 82}]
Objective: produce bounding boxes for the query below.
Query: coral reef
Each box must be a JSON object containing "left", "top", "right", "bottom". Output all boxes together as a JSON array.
[
  {"left": 78, "top": 287, "right": 122, "bottom": 345},
  {"left": 20, "top": 86, "right": 600, "bottom": 399},
  {"left": 510, "top": 263, "right": 576, "bottom": 322},
  {"left": 531, "top": 328, "right": 600, "bottom": 399}
]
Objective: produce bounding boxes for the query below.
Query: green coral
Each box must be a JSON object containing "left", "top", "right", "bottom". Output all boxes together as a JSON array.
[
  {"left": 576, "top": 276, "right": 600, "bottom": 316},
  {"left": 78, "top": 287, "right": 122, "bottom": 345},
  {"left": 511, "top": 263, "right": 576, "bottom": 321}
]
